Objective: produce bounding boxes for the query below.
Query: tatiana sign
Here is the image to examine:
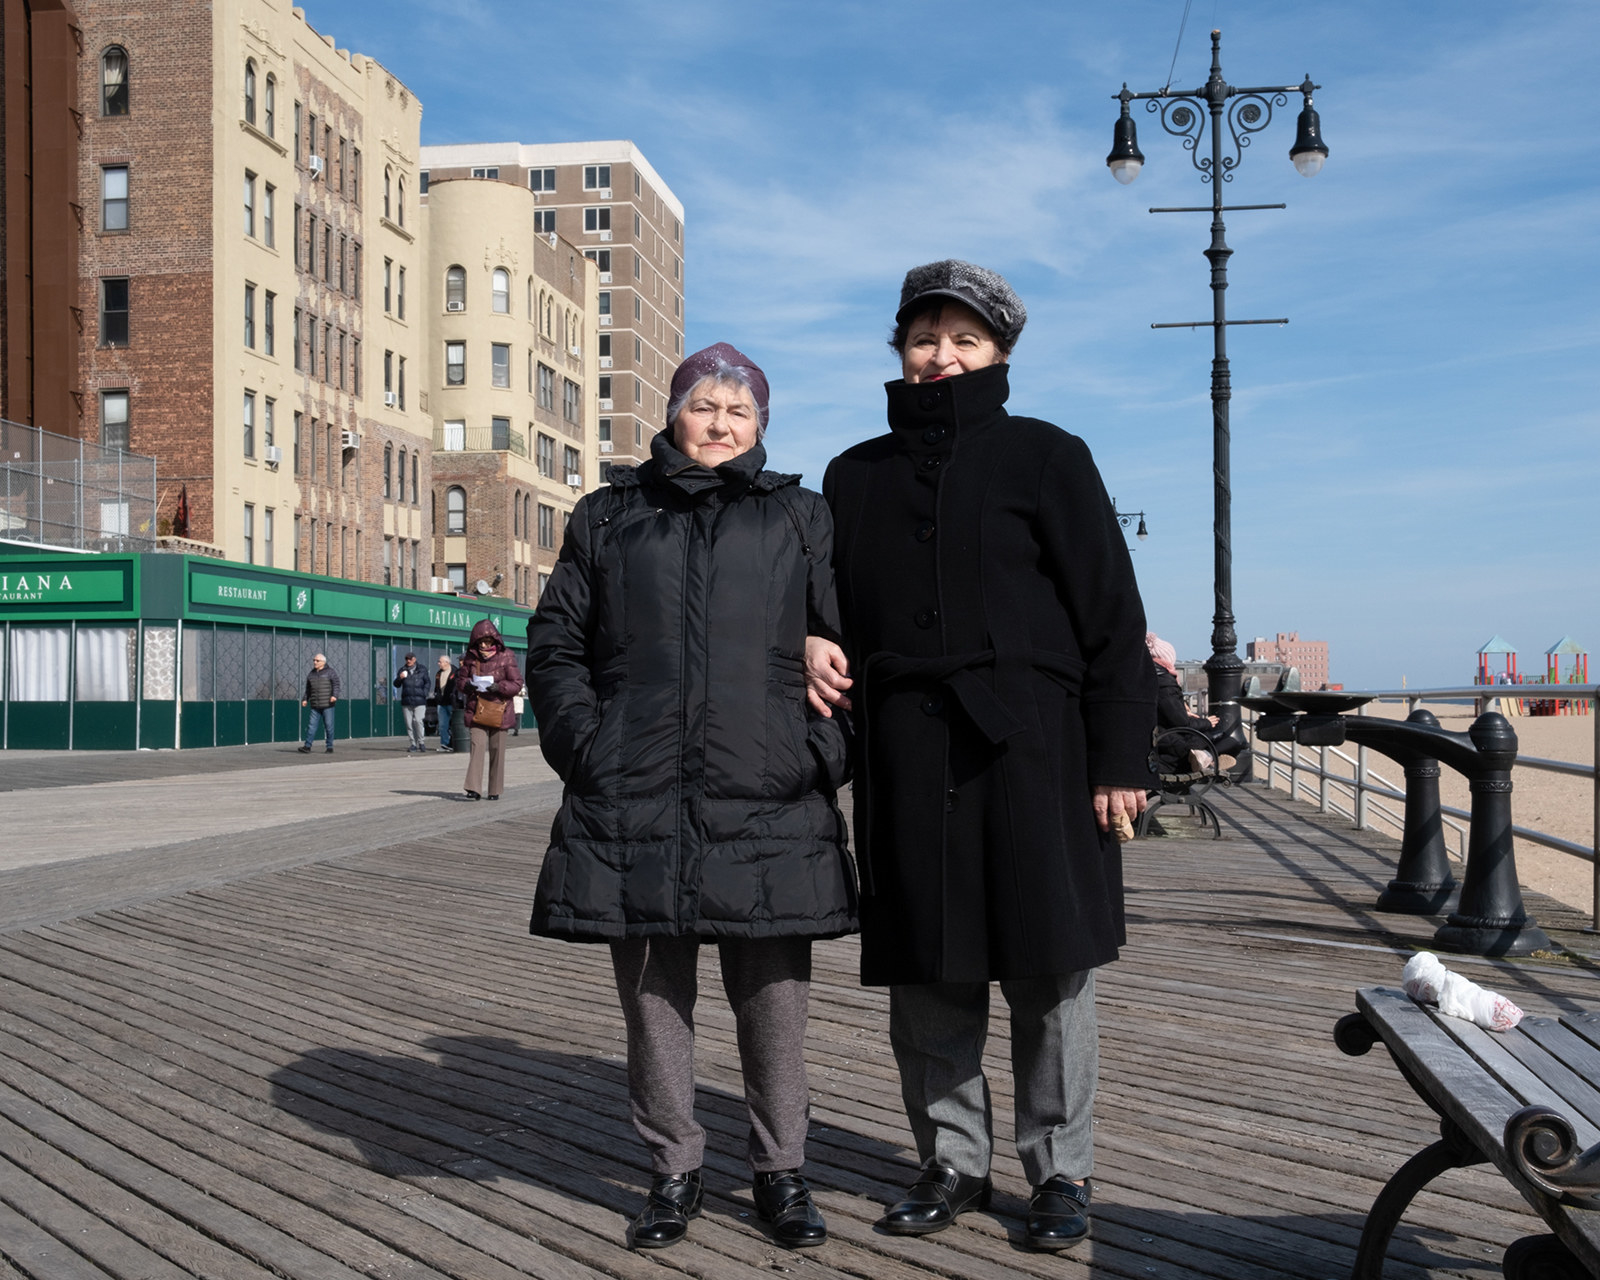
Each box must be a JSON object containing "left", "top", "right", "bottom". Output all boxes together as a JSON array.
[
  {"left": 190, "top": 572, "right": 288, "bottom": 612},
  {"left": 0, "top": 568, "right": 127, "bottom": 605},
  {"left": 402, "top": 600, "right": 505, "bottom": 633}
]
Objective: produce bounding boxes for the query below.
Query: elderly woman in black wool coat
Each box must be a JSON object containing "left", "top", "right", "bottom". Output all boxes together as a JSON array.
[
  {"left": 806, "top": 262, "right": 1155, "bottom": 1252},
  {"left": 527, "top": 343, "right": 857, "bottom": 1253}
]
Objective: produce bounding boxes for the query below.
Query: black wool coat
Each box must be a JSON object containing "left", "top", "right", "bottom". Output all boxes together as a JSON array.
[
  {"left": 823, "top": 362, "right": 1155, "bottom": 985},
  {"left": 527, "top": 435, "right": 858, "bottom": 943}
]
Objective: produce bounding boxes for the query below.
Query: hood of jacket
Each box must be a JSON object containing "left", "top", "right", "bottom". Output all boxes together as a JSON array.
[{"left": 468, "top": 618, "right": 504, "bottom": 653}]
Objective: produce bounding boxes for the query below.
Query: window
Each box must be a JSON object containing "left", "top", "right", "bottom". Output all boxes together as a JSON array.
[
  {"left": 264, "top": 397, "right": 275, "bottom": 451},
  {"left": 337, "top": 330, "right": 346, "bottom": 390},
  {"left": 584, "top": 164, "right": 611, "bottom": 190},
  {"left": 293, "top": 203, "right": 302, "bottom": 267},
  {"left": 635, "top": 173, "right": 642, "bottom": 196},
  {"left": 397, "top": 176, "right": 405, "bottom": 226},
  {"left": 491, "top": 416, "right": 512, "bottom": 450},
  {"left": 396, "top": 448, "right": 406, "bottom": 503},
  {"left": 598, "top": 333, "right": 611, "bottom": 358},
  {"left": 383, "top": 166, "right": 392, "bottom": 219},
  {"left": 418, "top": 170, "right": 428, "bottom": 194},
  {"left": 384, "top": 258, "right": 392, "bottom": 311},
  {"left": 100, "top": 278, "right": 129, "bottom": 347},
  {"left": 492, "top": 268, "right": 509, "bottom": 314},
  {"left": 584, "top": 247, "right": 612, "bottom": 273},
  {"left": 538, "top": 572, "right": 550, "bottom": 599},
  {"left": 491, "top": 343, "right": 510, "bottom": 388},
  {"left": 584, "top": 207, "right": 611, "bottom": 233},
  {"left": 102, "top": 166, "right": 128, "bottom": 231},
  {"left": 263, "top": 291, "right": 275, "bottom": 355},
  {"left": 322, "top": 322, "right": 331, "bottom": 380},
  {"left": 243, "top": 171, "right": 255, "bottom": 236},
  {"left": 445, "top": 265, "right": 466, "bottom": 310},
  {"left": 537, "top": 363, "right": 555, "bottom": 410},
  {"left": 243, "top": 59, "right": 256, "bottom": 125},
  {"left": 598, "top": 416, "right": 612, "bottom": 444},
  {"left": 446, "top": 487, "right": 466, "bottom": 535},
  {"left": 634, "top": 253, "right": 642, "bottom": 280},
  {"left": 635, "top": 336, "right": 642, "bottom": 360},
  {"left": 243, "top": 390, "right": 256, "bottom": 457},
  {"left": 512, "top": 490, "right": 521, "bottom": 539},
  {"left": 243, "top": 503, "right": 255, "bottom": 564},
  {"left": 264, "top": 75, "right": 275, "bottom": 136},
  {"left": 293, "top": 308, "right": 302, "bottom": 370},
  {"left": 263, "top": 184, "right": 275, "bottom": 247},
  {"left": 598, "top": 374, "right": 612, "bottom": 400},
  {"left": 294, "top": 514, "right": 302, "bottom": 569},
  {"left": 294, "top": 101, "right": 302, "bottom": 164},
  {"left": 635, "top": 378, "right": 643, "bottom": 405},
  {"left": 100, "top": 391, "right": 130, "bottom": 451},
  {"left": 398, "top": 356, "right": 406, "bottom": 409},
  {"left": 537, "top": 503, "right": 555, "bottom": 549},
  {"left": 352, "top": 244, "right": 362, "bottom": 300},
  {"left": 636, "top": 419, "right": 643, "bottom": 447},
  {"left": 597, "top": 290, "right": 611, "bottom": 316},
  {"left": 396, "top": 266, "right": 404, "bottom": 318},
  {"left": 563, "top": 445, "right": 581, "bottom": 484},
  {"left": 244, "top": 283, "right": 256, "bottom": 348},
  {"left": 634, "top": 211, "right": 642, "bottom": 238},
  {"left": 338, "top": 234, "right": 347, "bottom": 292},
  {"left": 305, "top": 213, "right": 315, "bottom": 274},
  {"left": 536, "top": 433, "right": 555, "bottom": 479},
  {"left": 323, "top": 225, "right": 332, "bottom": 283},
  {"left": 445, "top": 341, "right": 465, "bottom": 385},
  {"left": 533, "top": 209, "right": 556, "bottom": 234},
  {"left": 102, "top": 46, "right": 129, "bottom": 115},
  {"left": 294, "top": 411, "right": 303, "bottom": 473},
  {"left": 673, "top": 217, "right": 681, "bottom": 242},
  {"left": 447, "top": 563, "right": 467, "bottom": 590},
  {"left": 528, "top": 167, "right": 556, "bottom": 192},
  {"left": 411, "top": 451, "right": 418, "bottom": 504},
  {"left": 634, "top": 297, "right": 642, "bottom": 322},
  {"left": 338, "top": 137, "right": 348, "bottom": 194},
  {"left": 352, "top": 338, "right": 361, "bottom": 396},
  {"left": 383, "top": 443, "right": 393, "bottom": 498},
  {"left": 351, "top": 148, "right": 360, "bottom": 204},
  {"left": 563, "top": 379, "right": 581, "bottom": 425},
  {"left": 383, "top": 536, "right": 393, "bottom": 585},
  {"left": 471, "top": 166, "right": 500, "bottom": 179},
  {"left": 384, "top": 350, "right": 392, "bottom": 399},
  {"left": 442, "top": 419, "right": 465, "bottom": 451}
]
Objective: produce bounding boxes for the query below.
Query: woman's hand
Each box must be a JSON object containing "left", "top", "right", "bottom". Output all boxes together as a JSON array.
[
  {"left": 805, "top": 636, "right": 853, "bottom": 718},
  {"left": 1092, "top": 785, "right": 1148, "bottom": 832}
]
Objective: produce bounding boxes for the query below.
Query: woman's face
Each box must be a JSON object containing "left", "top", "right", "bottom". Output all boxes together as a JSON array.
[
  {"left": 675, "top": 378, "right": 760, "bottom": 466},
  {"left": 476, "top": 639, "right": 494, "bottom": 657},
  {"left": 900, "top": 301, "right": 1006, "bottom": 384}
]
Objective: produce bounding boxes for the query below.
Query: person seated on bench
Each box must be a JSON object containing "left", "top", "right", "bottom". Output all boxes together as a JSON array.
[{"left": 1146, "top": 633, "right": 1219, "bottom": 772}]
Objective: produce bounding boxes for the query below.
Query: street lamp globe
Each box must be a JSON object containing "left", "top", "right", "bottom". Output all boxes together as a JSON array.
[
  {"left": 1107, "top": 89, "right": 1145, "bottom": 184},
  {"left": 1289, "top": 78, "right": 1329, "bottom": 177}
]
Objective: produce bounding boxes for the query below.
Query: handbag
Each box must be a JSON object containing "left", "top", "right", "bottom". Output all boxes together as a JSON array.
[{"left": 473, "top": 696, "right": 508, "bottom": 729}]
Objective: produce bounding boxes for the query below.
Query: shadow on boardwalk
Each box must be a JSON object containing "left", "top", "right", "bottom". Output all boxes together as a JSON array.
[{"left": 0, "top": 775, "right": 1595, "bottom": 1278}]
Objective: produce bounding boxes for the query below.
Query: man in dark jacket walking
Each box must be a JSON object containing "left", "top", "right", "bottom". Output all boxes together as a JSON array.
[
  {"left": 298, "top": 653, "right": 340, "bottom": 753},
  {"left": 393, "top": 652, "right": 431, "bottom": 753},
  {"left": 808, "top": 262, "right": 1155, "bottom": 1251}
]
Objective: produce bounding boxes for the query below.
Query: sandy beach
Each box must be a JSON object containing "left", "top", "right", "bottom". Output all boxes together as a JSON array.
[{"left": 1252, "top": 697, "right": 1597, "bottom": 918}]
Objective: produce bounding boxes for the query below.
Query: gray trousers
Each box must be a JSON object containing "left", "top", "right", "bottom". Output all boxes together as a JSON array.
[
  {"left": 401, "top": 703, "right": 426, "bottom": 748},
  {"left": 889, "top": 970, "right": 1096, "bottom": 1186},
  {"left": 609, "top": 935, "right": 812, "bottom": 1176}
]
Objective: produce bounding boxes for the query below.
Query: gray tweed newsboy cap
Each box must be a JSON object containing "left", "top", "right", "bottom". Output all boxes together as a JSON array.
[{"left": 896, "top": 259, "right": 1027, "bottom": 349}]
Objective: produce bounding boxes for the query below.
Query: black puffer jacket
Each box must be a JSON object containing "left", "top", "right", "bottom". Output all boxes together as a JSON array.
[{"left": 527, "top": 434, "right": 857, "bottom": 942}]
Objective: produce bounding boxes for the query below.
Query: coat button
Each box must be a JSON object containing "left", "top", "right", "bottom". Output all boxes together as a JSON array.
[
  {"left": 918, "top": 391, "right": 940, "bottom": 411},
  {"left": 946, "top": 788, "right": 959, "bottom": 812},
  {"left": 922, "top": 426, "right": 946, "bottom": 444},
  {"left": 920, "top": 455, "right": 942, "bottom": 472},
  {"left": 914, "top": 609, "right": 938, "bottom": 629},
  {"left": 921, "top": 694, "right": 944, "bottom": 716},
  {"left": 914, "top": 520, "right": 935, "bottom": 542}
]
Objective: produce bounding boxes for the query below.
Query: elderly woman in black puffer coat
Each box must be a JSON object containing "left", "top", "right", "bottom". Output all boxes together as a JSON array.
[{"left": 526, "top": 343, "right": 856, "bottom": 1254}]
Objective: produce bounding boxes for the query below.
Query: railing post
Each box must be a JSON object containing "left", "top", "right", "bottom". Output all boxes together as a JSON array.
[
  {"left": 1356, "top": 705, "right": 1370, "bottom": 831},
  {"left": 1319, "top": 744, "right": 1331, "bottom": 812},
  {"left": 1592, "top": 690, "right": 1599, "bottom": 933}
]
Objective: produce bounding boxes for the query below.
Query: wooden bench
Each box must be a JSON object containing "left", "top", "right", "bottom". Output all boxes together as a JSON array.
[
  {"left": 1335, "top": 986, "right": 1600, "bottom": 1278},
  {"left": 1137, "top": 724, "right": 1232, "bottom": 840}
]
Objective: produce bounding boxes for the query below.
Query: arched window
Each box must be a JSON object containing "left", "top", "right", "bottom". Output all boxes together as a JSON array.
[
  {"left": 243, "top": 59, "right": 257, "bottom": 125},
  {"left": 411, "top": 451, "right": 418, "bottom": 504},
  {"left": 383, "top": 443, "right": 393, "bottom": 498},
  {"left": 537, "top": 290, "right": 546, "bottom": 333},
  {"left": 446, "top": 486, "right": 466, "bottom": 535},
  {"left": 396, "top": 176, "right": 405, "bottom": 226},
  {"left": 102, "top": 46, "right": 129, "bottom": 116},
  {"left": 445, "top": 265, "right": 466, "bottom": 310},
  {"left": 491, "top": 268, "right": 509, "bottom": 314},
  {"left": 397, "top": 447, "right": 407, "bottom": 503},
  {"left": 264, "top": 74, "right": 276, "bottom": 137},
  {"left": 512, "top": 489, "right": 521, "bottom": 539},
  {"left": 527, "top": 276, "right": 533, "bottom": 317},
  {"left": 545, "top": 294, "right": 554, "bottom": 336},
  {"left": 383, "top": 166, "right": 392, "bottom": 219}
]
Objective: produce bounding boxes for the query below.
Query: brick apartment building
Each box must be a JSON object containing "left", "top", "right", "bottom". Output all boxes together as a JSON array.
[
  {"left": 1247, "top": 631, "right": 1331, "bottom": 689},
  {"left": 418, "top": 141, "right": 685, "bottom": 474}
]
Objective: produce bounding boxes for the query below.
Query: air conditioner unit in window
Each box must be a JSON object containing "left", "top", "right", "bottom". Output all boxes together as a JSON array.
[
  {"left": 598, "top": 272, "right": 612, "bottom": 285},
  {"left": 599, "top": 356, "right": 612, "bottom": 369},
  {"left": 599, "top": 315, "right": 612, "bottom": 326},
  {"left": 308, "top": 155, "right": 325, "bottom": 179},
  {"left": 548, "top": 231, "right": 558, "bottom": 248},
  {"left": 341, "top": 429, "right": 360, "bottom": 449},
  {"left": 430, "top": 576, "right": 456, "bottom": 594},
  {"left": 446, "top": 300, "right": 464, "bottom": 312},
  {"left": 598, "top": 399, "right": 613, "bottom": 411},
  {"left": 599, "top": 441, "right": 614, "bottom": 453},
  {"left": 264, "top": 444, "right": 283, "bottom": 466},
  {"left": 570, "top": 344, "right": 582, "bottom": 357},
  {"left": 383, "top": 391, "right": 397, "bottom": 407},
  {"left": 599, "top": 187, "right": 612, "bottom": 198},
  {"left": 566, "top": 473, "right": 583, "bottom": 488}
]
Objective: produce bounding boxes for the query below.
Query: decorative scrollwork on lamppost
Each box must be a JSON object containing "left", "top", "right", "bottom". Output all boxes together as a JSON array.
[
  {"left": 1108, "top": 29, "right": 1328, "bottom": 774},
  {"left": 1112, "top": 501, "right": 1149, "bottom": 542}
]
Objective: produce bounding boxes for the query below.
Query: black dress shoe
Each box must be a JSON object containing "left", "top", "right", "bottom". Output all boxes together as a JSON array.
[
  {"left": 752, "top": 1170, "right": 826, "bottom": 1248},
  {"left": 464, "top": 790, "right": 481, "bottom": 801},
  {"left": 630, "top": 1170, "right": 702, "bottom": 1249},
  {"left": 879, "top": 1161, "right": 992, "bottom": 1235},
  {"left": 1025, "top": 1176, "right": 1091, "bottom": 1250}
]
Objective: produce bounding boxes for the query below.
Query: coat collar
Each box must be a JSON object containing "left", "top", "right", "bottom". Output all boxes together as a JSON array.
[
  {"left": 619, "top": 432, "right": 799, "bottom": 497},
  {"left": 884, "top": 362, "right": 1011, "bottom": 471}
]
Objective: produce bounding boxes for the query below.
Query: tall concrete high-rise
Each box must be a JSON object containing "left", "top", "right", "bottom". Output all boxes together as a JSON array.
[{"left": 419, "top": 141, "right": 685, "bottom": 473}]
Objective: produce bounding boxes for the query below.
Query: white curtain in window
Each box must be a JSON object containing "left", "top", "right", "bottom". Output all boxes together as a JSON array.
[
  {"left": 9, "top": 626, "right": 70, "bottom": 701},
  {"left": 76, "top": 627, "right": 136, "bottom": 701},
  {"left": 142, "top": 626, "right": 177, "bottom": 700},
  {"left": 443, "top": 420, "right": 465, "bottom": 451}
]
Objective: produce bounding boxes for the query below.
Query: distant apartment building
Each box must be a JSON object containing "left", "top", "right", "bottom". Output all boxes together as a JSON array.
[
  {"left": 3, "top": 0, "right": 429, "bottom": 578},
  {"left": 418, "top": 141, "right": 685, "bottom": 473},
  {"left": 424, "top": 175, "right": 598, "bottom": 605},
  {"left": 1247, "top": 632, "right": 1330, "bottom": 689}
]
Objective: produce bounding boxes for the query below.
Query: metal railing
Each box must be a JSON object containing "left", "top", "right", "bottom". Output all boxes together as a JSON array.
[
  {"left": 0, "top": 418, "right": 158, "bottom": 552},
  {"left": 1248, "top": 684, "right": 1600, "bottom": 926},
  {"left": 433, "top": 423, "right": 528, "bottom": 458}
]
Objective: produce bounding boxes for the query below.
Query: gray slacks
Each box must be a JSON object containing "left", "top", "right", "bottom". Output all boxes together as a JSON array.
[
  {"left": 464, "top": 725, "right": 506, "bottom": 795},
  {"left": 889, "top": 969, "right": 1096, "bottom": 1186},
  {"left": 610, "top": 935, "right": 813, "bottom": 1176}
]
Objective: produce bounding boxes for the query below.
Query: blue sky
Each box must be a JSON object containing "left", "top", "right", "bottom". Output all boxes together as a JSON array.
[{"left": 322, "top": 0, "right": 1598, "bottom": 689}]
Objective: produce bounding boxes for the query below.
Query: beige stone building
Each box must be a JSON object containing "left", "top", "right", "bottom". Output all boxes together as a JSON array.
[
  {"left": 418, "top": 141, "right": 684, "bottom": 474},
  {"left": 71, "top": 0, "right": 428, "bottom": 577},
  {"left": 422, "top": 175, "right": 598, "bottom": 605}
]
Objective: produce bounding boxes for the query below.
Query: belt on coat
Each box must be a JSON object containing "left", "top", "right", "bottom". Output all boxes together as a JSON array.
[{"left": 862, "top": 648, "right": 1086, "bottom": 745}]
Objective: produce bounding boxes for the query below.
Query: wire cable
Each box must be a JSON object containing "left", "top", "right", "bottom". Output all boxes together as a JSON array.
[{"left": 1162, "top": 0, "right": 1195, "bottom": 92}]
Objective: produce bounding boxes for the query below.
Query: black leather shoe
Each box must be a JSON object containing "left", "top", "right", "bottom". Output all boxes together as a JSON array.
[
  {"left": 752, "top": 1170, "right": 826, "bottom": 1248},
  {"left": 464, "top": 790, "right": 481, "bottom": 801},
  {"left": 1025, "top": 1176, "right": 1090, "bottom": 1250},
  {"left": 879, "top": 1161, "right": 992, "bottom": 1235},
  {"left": 630, "top": 1170, "right": 702, "bottom": 1249}
]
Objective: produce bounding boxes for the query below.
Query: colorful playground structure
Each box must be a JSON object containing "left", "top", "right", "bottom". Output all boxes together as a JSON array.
[{"left": 1475, "top": 634, "right": 1590, "bottom": 715}]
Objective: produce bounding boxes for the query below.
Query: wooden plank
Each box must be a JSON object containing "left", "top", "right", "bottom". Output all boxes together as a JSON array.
[{"left": 0, "top": 1197, "right": 115, "bottom": 1280}]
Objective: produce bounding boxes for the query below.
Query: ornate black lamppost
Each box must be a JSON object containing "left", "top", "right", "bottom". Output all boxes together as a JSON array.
[
  {"left": 1108, "top": 29, "right": 1327, "bottom": 762},
  {"left": 1112, "top": 500, "right": 1149, "bottom": 542}
]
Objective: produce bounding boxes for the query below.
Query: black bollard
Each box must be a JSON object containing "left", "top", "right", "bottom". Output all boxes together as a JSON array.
[
  {"left": 1432, "top": 713, "right": 1552, "bottom": 957},
  {"left": 1344, "top": 710, "right": 1459, "bottom": 915}
]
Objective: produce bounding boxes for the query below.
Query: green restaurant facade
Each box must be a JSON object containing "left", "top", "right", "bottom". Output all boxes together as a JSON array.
[{"left": 0, "top": 548, "right": 535, "bottom": 750}]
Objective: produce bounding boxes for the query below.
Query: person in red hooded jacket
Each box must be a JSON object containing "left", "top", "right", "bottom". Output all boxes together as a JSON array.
[{"left": 452, "top": 618, "right": 522, "bottom": 800}]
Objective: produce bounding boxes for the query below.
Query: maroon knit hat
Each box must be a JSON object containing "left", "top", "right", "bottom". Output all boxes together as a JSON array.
[{"left": 669, "top": 342, "right": 770, "bottom": 416}]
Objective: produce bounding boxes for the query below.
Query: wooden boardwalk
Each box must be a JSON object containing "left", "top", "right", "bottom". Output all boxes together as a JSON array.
[{"left": 1, "top": 745, "right": 1598, "bottom": 1279}]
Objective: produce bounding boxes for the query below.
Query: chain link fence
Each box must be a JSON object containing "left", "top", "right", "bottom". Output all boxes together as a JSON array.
[{"left": 0, "top": 418, "right": 158, "bottom": 552}]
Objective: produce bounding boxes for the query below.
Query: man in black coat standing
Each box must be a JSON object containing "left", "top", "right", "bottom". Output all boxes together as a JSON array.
[
  {"left": 298, "top": 652, "right": 340, "bottom": 754},
  {"left": 808, "top": 261, "right": 1155, "bottom": 1251}
]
